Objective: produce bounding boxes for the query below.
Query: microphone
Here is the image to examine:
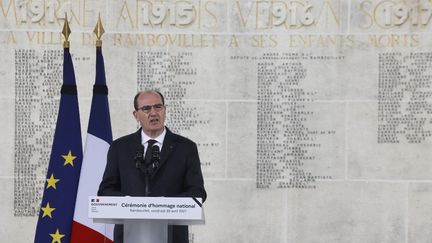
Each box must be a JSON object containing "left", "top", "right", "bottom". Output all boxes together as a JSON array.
[
  {"left": 150, "top": 144, "right": 160, "bottom": 169},
  {"left": 134, "top": 144, "right": 145, "bottom": 169},
  {"left": 142, "top": 143, "right": 159, "bottom": 196}
]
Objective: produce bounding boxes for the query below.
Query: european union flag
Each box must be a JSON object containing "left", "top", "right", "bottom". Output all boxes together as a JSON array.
[{"left": 34, "top": 46, "right": 83, "bottom": 243}]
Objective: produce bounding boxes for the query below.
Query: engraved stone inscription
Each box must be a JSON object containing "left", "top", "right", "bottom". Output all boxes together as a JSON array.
[
  {"left": 378, "top": 52, "right": 432, "bottom": 144},
  {"left": 255, "top": 53, "right": 334, "bottom": 189},
  {"left": 137, "top": 51, "right": 201, "bottom": 132},
  {"left": 14, "top": 49, "right": 62, "bottom": 216},
  {"left": 137, "top": 51, "right": 218, "bottom": 169}
]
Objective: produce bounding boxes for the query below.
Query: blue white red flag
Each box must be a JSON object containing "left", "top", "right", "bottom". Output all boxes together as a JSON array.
[{"left": 70, "top": 46, "right": 114, "bottom": 243}]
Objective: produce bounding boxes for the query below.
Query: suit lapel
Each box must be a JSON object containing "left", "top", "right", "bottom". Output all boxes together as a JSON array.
[
  {"left": 154, "top": 128, "right": 176, "bottom": 176},
  {"left": 133, "top": 129, "right": 142, "bottom": 145}
]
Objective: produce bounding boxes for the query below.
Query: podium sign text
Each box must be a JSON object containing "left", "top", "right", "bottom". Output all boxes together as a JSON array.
[{"left": 88, "top": 196, "right": 203, "bottom": 221}]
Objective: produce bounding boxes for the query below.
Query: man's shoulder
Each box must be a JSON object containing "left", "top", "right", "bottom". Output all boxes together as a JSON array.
[
  {"left": 112, "top": 130, "right": 140, "bottom": 145},
  {"left": 167, "top": 129, "right": 196, "bottom": 146}
]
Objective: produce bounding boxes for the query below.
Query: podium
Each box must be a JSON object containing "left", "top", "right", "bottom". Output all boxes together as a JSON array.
[{"left": 88, "top": 196, "right": 204, "bottom": 243}]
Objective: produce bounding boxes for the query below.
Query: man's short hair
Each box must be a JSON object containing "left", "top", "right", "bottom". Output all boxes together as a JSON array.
[{"left": 133, "top": 90, "right": 165, "bottom": 110}]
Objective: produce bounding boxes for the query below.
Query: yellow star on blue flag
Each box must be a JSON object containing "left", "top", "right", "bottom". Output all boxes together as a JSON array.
[
  {"left": 62, "top": 150, "right": 77, "bottom": 166},
  {"left": 34, "top": 30, "right": 83, "bottom": 243},
  {"left": 41, "top": 202, "right": 56, "bottom": 218},
  {"left": 50, "top": 229, "right": 65, "bottom": 243}
]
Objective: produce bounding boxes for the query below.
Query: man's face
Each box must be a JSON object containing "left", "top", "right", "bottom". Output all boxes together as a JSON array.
[{"left": 133, "top": 92, "right": 166, "bottom": 137}]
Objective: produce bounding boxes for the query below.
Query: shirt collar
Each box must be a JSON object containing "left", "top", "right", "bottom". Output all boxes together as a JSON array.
[{"left": 141, "top": 127, "right": 166, "bottom": 148}]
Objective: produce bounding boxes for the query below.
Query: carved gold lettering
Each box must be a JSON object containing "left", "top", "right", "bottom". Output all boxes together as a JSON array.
[
  {"left": 256, "top": 1, "right": 270, "bottom": 30},
  {"left": 117, "top": 1, "right": 135, "bottom": 28},
  {"left": 251, "top": 35, "right": 277, "bottom": 48},
  {"left": 288, "top": 34, "right": 355, "bottom": 48},
  {"left": 81, "top": 32, "right": 96, "bottom": 45},
  {"left": 318, "top": 35, "right": 336, "bottom": 47},
  {"left": 358, "top": 0, "right": 373, "bottom": 29},
  {"left": 55, "top": 2, "right": 71, "bottom": 26},
  {"left": 147, "top": 34, "right": 156, "bottom": 46},
  {"left": 83, "top": 0, "right": 93, "bottom": 27},
  {"left": 46, "top": 0, "right": 56, "bottom": 23},
  {"left": 345, "top": 35, "right": 356, "bottom": 48},
  {"left": 135, "top": 34, "right": 145, "bottom": 45},
  {"left": 66, "top": 1, "right": 82, "bottom": 26},
  {"left": 299, "top": 35, "right": 311, "bottom": 48},
  {"left": 111, "top": 33, "right": 216, "bottom": 48},
  {"left": 113, "top": 33, "right": 123, "bottom": 46},
  {"left": 1, "top": 0, "right": 93, "bottom": 27},
  {"left": 38, "top": 31, "right": 44, "bottom": 44},
  {"left": 47, "top": 31, "right": 62, "bottom": 45},
  {"left": 137, "top": 0, "right": 150, "bottom": 26},
  {"left": 288, "top": 35, "right": 298, "bottom": 47},
  {"left": 374, "top": 1, "right": 397, "bottom": 29},
  {"left": 127, "top": 34, "right": 138, "bottom": 46},
  {"left": 177, "top": 1, "right": 194, "bottom": 27},
  {"left": 235, "top": 0, "right": 252, "bottom": 28},
  {"left": 368, "top": 34, "right": 419, "bottom": 47},
  {"left": 182, "top": 34, "right": 192, "bottom": 47},
  {"left": 357, "top": 0, "right": 432, "bottom": 29},
  {"left": 317, "top": 1, "right": 340, "bottom": 28},
  {"left": 200, "top": 34, "right": 215, "bottom": 47},
  {"left": 417, "top": 2, "right": 432, "bottom": 26},
  {"left": 37, "top": 32, "right": 43, "bottom": 44},
  {"left": 7, "top": 31, "right": 16, "bottom": 44},
  {"left": 270, "top": 1, "right": 288, "bottom": 28},
  {"left": 411, "top": 34, "right": 419, "bottom": 46},
  {"left": 0, "top": 0, "right": 18, "bottom": 24},
  {"left": 234, "top": 1, "right": 342, "bottom": 30},
  {"left": 26, "top": 31, "right": 37, "bottom": 43},
  {"left": 203, "top": 1, "right": 218, "bottom": 28},
  {"left": 229, "top": 35, "right": 239, "bottom": 48},
  {"left": 167, "top": 34, "right": 178, "bottom": 45},
  {"left": 137, "top": 0, "right": 214, "bottom": 28}
]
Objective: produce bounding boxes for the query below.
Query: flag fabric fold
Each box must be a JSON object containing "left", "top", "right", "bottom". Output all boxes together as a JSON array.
[
  {"left": 70, "top": 46, "right": 114, "bottom": 243},
  {"left": 34, "top": 48, "right": 83, "bottom": 243}
]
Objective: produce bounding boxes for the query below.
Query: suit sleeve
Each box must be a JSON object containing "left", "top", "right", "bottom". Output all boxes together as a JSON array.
[
  {"left": 178, "top": 142, "right": 207, "bottom": 202},
  {"left": 97, "top": 142, "right": 125, "bottom": 196}
]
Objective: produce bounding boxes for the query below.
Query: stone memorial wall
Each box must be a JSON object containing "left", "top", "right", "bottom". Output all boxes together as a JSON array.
[{"left": 1, "top": 0, "right": 432, "bottom": 242}]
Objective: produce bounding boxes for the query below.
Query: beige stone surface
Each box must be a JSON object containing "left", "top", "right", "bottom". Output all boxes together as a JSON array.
[{"left": 2, "top": 0, "right": 432, "bottom": 242}]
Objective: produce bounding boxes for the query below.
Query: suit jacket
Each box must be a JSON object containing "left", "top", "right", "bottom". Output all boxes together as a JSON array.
[{"left": 98, "top": 127, "right": 207, "bottom": 243}]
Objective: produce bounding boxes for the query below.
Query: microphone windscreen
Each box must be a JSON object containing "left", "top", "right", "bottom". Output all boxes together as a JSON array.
[
  {"left": 151, "top": 145, "right": 160, "bottom": 163},
  {"left": 151, "top": 144, "right": 160, "bottom": 153}
]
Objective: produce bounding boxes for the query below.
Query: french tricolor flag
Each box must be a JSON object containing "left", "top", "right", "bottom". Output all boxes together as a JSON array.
[{"left": 70, "top": 46, "right": 114, "bottom": 243}]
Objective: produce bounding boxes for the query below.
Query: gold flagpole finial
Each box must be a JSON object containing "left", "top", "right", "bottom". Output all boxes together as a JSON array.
[
  {"left": 94, "top": 13, "right": 105, "bottom": 47},
  {"left": 62, "top": 13, "right": 71, "bottom": 48}
]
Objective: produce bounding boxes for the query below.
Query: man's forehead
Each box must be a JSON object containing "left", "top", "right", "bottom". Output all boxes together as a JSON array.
[{"left": 138, "top": 92, "right": 162, "bottom": 102}]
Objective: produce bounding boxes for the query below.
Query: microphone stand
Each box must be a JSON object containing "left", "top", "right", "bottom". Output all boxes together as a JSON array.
[
  {"left": 134, "top": 145, "right": 152, "bottom": 196},
  {"left": 135, "top": 145, "right": 160, "bottom": 196},
  {"left": 145, "top": 145, "right": 160, "bottom": 196}
]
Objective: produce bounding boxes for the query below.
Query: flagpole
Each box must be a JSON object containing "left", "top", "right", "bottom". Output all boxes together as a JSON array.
[
  {"left": 70, "top": 14, "right": 114, "bottom": 243},
  {"left": 34, "top": 14, "right": 84, "bottom": 243}
]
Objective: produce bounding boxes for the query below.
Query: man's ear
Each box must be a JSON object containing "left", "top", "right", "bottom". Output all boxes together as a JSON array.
[{"left": 133, "top": 111, "right": 138, "bottom": 121}]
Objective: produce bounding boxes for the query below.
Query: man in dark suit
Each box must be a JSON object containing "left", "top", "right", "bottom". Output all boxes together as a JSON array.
[{"left": 98, "top": 90, "right": 207, "bottom": 243}]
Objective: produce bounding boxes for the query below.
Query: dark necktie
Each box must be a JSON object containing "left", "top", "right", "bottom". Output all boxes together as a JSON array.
[{"left": 144, "top": 139, "right": 157, "bottom": 164}]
